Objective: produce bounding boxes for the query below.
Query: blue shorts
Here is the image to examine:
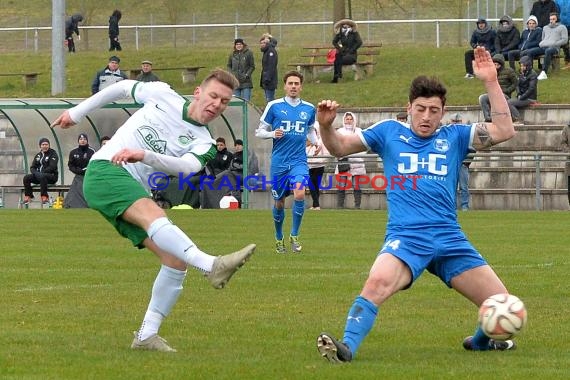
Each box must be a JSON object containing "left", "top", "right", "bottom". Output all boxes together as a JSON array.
[
  {"left": 270, "top": 164, "right": 309, "bottom": 200},
  {"left": 380, "top": 227, "right": 487, "bottom": 288}
]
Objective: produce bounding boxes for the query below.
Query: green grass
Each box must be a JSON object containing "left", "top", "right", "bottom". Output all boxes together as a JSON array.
[{"left": 1, "top": 209, "right": 569, "bottom": 379}]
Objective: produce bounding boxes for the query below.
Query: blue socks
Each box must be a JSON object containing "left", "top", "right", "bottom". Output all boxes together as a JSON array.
[
  {"left": 342, "top": 296, "right": 378, "bottom": 356},
  {"left": 272, "top": 206, "right": 285, "bottom": 240},
  {"left": 290, "top": 200, "right": 305, "bottom": 236},
  {"left": 470, "top": 326, "right": 491, "bottom": 350}
]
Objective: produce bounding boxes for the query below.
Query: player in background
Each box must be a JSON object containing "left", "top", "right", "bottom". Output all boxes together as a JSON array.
[
  {"left": 256, "top": 70, "right": 318, "bottom": 253},
  {"left": 315, "top": 47, "right": 518, "bottom": 363},
  {"left": 51, "top": 69, "right": 256, "bottom": 353}
]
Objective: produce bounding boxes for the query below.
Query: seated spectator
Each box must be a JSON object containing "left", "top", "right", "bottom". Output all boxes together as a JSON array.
[
  {"left": 91, "top": 55, "right": 128, "bottom": 94},
  {"left": 507, "top": 55, "right": 538, "bottom": 124},
  {"left": 464, "top": 18, "right": 496, "bottom": 78},
  {"left": 22, "top": 138, "right": 59, "bottom": 205},
  {"left": 65, "top": 133, "right": 95, "bottom": 208},
  {"left": 522, "top": 12, "right": 569, "bottom": 80},
  {"left": 396, "top": 112, "right": 408, "bottom": 123},
  {"left": 206, "top": 137, "right": 234, "bottom": 176},
  {"left": 136, "top": 60, "right": 160, "bottom": 82},
  {"left": 558, "top": 0, "right": 570, "bottom": 69},
  {"left": 508, "top": 16, "right": 542, "bottom": 70},
  {"left": 495, "top": 15, "right": 521, "bottom": 61},
  {"left": 331, "top": 19, "right": 363, "bottom": 83},
  {"left": 478, "top": 54, "right": 518, "bottom": 122}
]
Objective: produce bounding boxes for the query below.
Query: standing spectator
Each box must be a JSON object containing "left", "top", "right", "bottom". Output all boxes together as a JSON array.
[
  {"left": 479, "top": 54, "right": 518, "bottom": 122},
  {"left": 260, "top": 33, "right": 278, "bottom": 104},
  {"left": 508, "top": 16, "right": 543, "bottom": 70},
  {"left": 91, "top": 56, "right": 128, "bottom": 94},
  {"left": 396, "top": 112, "right": 408, "bottom": 123},
  {"left": 136, "top": 60, "right": 160, "bottom": 82},
  {"left": 108, "top": 9, "right": 122, "bottom": 51},
  {"left": 306, "top": 125, "right": 328, "bottom": 210},
  {"left": 65, "top": 13, "right": 83, "bottom": 53},
  {"left": 556, "top": 0, "right": 570, "bottom": 68},
  {"left": 451, "top": 113, "right": 474, "bottom": 211},
  {"left": 65, "top": 133, "right": 95, "bottom": 208},
  {"left": 523, "top": 12, "right": 568, "bottom": 80},
  {"left": 508, "top": 55, "right": 539, "bottom": 123},
  {"left": 51, "top": 69, "right": 255, "bottom": 352},
  {"left": 494, "top": 15, "right": 521, "bottom": 60},
  {"left": 331, "top": 19, "right": 363, "bottom": 83},
  {"left": 530, "top": 0, "right": 560, "bottom": 27},
  {"left": 227, "top": 38, "right": 255, "bottom": 101},
  {"left": 207, "top": 137, "right": 234, "bottom": 176},
  {"left": 22, "top": 138, "right": 59, "bottom": 205},
  {"left": 560, "top": 122, "right": 570, "bottom": 207},
  {"left": 464, "top": 18, "right": 496, "bottom": 78},
  {"left": 335, "top": 112, "right": 367, "bottom": 210},
  {"left": 316, "top": 48, "right": 519, "bottom": 363},
  {"left": 255, "top": 70, "right": 318, "bottom": 254}
]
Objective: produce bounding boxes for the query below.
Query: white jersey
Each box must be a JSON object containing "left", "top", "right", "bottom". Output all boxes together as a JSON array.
[{"left": 69, "top": 80, "right": 216, "bottom": 191}]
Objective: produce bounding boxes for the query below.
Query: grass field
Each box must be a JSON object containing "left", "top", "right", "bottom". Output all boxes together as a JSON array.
[{"left": 1, "top": 209, "right": 569, "bottom": 379}]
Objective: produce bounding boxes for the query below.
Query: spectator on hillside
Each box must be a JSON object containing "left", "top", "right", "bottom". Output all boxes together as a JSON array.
[
  {"left": 108, "top": 9, "right": 122, "bottom": 51},
  {"left": 65, "top": 133, "right": 95, "bottom": 208},
  {"left": 560, "top": 122, "right": 570, "bottom": 207},
  {"left": 260, "top": 33, "right": 278, "bottom": 104},
  {"left": 479, "top": 54, "right": 518, "bottom": 122},
  {"left": 22, "top": 138, "right": 59, "bottom": 206},
  {"left": 507, "top": 55, "right": 538, "bottom": 124},
  {"left": 508, "top": 16, "right": 543, "bottom": 70},
  {"left": 531, "top": 0, "right": 560, "bottom": 27},
  {"left": 464, "top": 18, "right": 496, "bottom": 78},
  {"left": 331, "top": 19, "right": 363, "bottom": 83},
  {"left": 495, "top": 15, "right": 521, "bottom": 60},
  {"left": 91, "top": 56, "right": 128, "bottom": 94},
  {"left": 556, "top": 0, "right": 570, "bottom": 69},
  {"left": 227, "top": 38, "right": 255, "bottom": 101},
  {"left": 136, "top": 60, "right": 160, "bottom": 82},
  {"left": 522, "top": 12, "right": 568, "bottom": 80},
  {"left": 65, "top": 13, "right": 83, "bottom": 53}
]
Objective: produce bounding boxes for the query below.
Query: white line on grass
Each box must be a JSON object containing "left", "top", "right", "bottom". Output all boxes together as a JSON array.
[{"left": 15, "top": 284, "right": 112, "bottom": 292}]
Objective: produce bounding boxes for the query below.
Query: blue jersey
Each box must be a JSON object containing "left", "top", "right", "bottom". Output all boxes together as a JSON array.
[
  {"left": 360, "top": 120, "right": 475, "bottom": 229},
  {"left": 260, "top": 97, "right": 316, "bottom": 172}
]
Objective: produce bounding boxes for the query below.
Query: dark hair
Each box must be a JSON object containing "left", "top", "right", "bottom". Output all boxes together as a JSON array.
[
  {"left": 112, "top": 10, "right": 122, "bottom": 21},
  {"left": 201, "top": 68, "right": 239, "bottom": 91},
  {"left": 283, "top": 70, "right": 304, "bottom": 84},
  {"left": 408, "top": 76, "right": 447, "bottom": 108},
  {"left": 550, "top": 12, "right": 559, "bottom": 22},
  {"left": 100, "top": 135, "right": 111, "bottom": 143},
  {"left": 216, "top": 137, "right": 226, "bottom": 144}
]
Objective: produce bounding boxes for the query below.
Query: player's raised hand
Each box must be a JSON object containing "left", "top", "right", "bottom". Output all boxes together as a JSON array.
[
  {"left": 317, "top": 100, "right": 340, "bottom": 128},
  {"left": 473, "top": 46, "right": 497, "bottom": 83},
  {"left": 50, "top": 110, "right": 76, "bottom": 129}
]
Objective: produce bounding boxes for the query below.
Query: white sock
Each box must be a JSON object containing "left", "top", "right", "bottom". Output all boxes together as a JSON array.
[
  {"left": 138, "top": 265, "right": 187, "bottom": 341},
  {"left": 147, "top": 217, "right": 215, "bottom": 272}
]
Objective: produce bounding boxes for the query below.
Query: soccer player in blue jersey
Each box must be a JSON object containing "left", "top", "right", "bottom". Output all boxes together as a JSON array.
[
  {"left": 315, "top": 47, "right": 518, "bottom": 363},
  {"left": 256, "top": 70, "right": 318, "bottom": 253}
]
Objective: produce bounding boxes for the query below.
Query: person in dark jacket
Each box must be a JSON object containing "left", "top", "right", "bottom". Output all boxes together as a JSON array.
[
  {"left": 65, "top": 13, "right": 83, "bottom": 53},
  {"left": 531, "top": 0, "right": 561, "bottom": 27},
  {"left": 206, "top": 137, "right": 234, "bottom": 176},
  {"left": 65, "top": 133, "right": 96, "bottom": 208},
  {"left": 479, "top": 54, "right": 518, "bottom": 121},
  {"left": 508, "top": 16, "right": 543, "bottom": 70},
  {"left": 136, "top": 60, "right": 160, "bottom": 82},
  {"left": 91, "top": 55, "right": 128, "bottom": 94},
  {"left": 508, "top": 55, "right": 539, "bottom": 122},
  {"left": 495, "top": 15, "right": 521, "bottom": 60},
  {"left": 227, "top": 38, "right": 255, "bottom": 101},
  {"left": 108, "top": 9, "right": 122, "bottom": 51},
  {"left": 465, "top": 18, "right": 496, "bottom": 78},
  {"left": 260, "top": 33, "right": 278, "bottom": 103},
  {"left": 23, "top": 137, "right": 59, "bottom": 205},
  {"left": 331, "top": 18, "right": 362, "bottom": 83}
]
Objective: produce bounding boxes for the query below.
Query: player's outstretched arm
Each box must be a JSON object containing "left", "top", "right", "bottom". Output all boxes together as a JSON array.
[{"left": 472, "top": 47, "right": 515, "bottom": 149}]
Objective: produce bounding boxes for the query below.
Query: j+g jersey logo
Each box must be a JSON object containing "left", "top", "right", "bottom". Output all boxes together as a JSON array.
[
  {"left": 138, "top": 126, "right": 167, "bottom": 154},
  {"left": 397, "top": 152, "right": 448, "bottom": 176}
]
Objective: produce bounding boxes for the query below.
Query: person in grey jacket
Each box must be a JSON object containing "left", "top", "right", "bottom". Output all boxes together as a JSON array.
[
  {"left": 91, "top": 56, "right": 128, "bottom": 94},
  {"left": 227, "top": 38, "right": 255, "bottom": 101}
]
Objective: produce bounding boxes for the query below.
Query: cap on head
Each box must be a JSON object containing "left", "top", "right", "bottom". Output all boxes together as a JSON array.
[
  {"left": 520, "top": 55, "right": 532, "bottom": 67},
  {"left": 492, "top": 54, "right": 505, "bottom": 65},
  {"left": 527, "top": 15, "right": 538, "bottom": 25},
  {"left": 39, "top": 137, "right": 50, "bottom": 146},
  {"left": 141, "top": 60, "right": 152, "bottom": 65},
  {"left": 234, "top": 38, "right": 244, "bottom": 45},
  {"left": 78, "top": 133, "right": 88, "bottom": 142},
  {"left": 396, "top": 112, "right": 407, "bottom": 120},
  {"left": 109, "top": 55, "right": 120, "bottom": 63},
  {"left": 235, "top": 139, "right": 243, "bottom": 146}
]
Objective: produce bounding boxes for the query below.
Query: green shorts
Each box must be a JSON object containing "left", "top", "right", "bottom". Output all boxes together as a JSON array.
[{"left": 83, "top": 160, "right": 151, "bottom": 248}]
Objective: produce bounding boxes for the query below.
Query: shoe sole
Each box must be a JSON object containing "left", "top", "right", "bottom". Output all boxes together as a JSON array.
[
  {"left": 209, "top": 244, "right": 256, "bottom": 289},
  {"left": 317, "top": 334, "right": 344, "bottom": 363}
]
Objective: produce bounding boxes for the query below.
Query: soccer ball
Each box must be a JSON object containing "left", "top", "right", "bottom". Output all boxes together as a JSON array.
[{"left": 478, "top": 293, "right": 527, "bottom": 340}]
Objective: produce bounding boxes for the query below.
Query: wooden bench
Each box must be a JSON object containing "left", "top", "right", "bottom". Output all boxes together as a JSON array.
[
  {"left": 126, "top": 66, "right": 206, "bottom": 84},
  {"left": 535, "top": 53, "right": 561, "bottom": 72},
  {"left": 0, "top": 72, "right": 41, "bottom": 88},
  {"left": 0, "top": 185, "right": 71, "bottom": 209}
]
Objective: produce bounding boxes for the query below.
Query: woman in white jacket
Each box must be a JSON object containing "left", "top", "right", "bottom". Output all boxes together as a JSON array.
[{"left": 335, "top": 112, "right": 367, "bottom": 209}]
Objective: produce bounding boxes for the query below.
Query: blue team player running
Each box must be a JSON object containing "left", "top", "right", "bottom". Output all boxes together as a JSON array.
[
  {"left": 256, "top": 70, "right": 318, "bottom": 253},
  {"left": 315, "top": 47, "right": 519, "bottom": 363}
]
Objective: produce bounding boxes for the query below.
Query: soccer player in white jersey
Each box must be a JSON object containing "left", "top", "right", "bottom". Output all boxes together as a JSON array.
[
  {"left": 256, "top": 71, "right": 318, "bottom": 254},
  {"left": 315, "top": 47, "right": 519, "bottom": 363},
  {"left": 50, "top": 69, "right": 256, "bottom": 353}
]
